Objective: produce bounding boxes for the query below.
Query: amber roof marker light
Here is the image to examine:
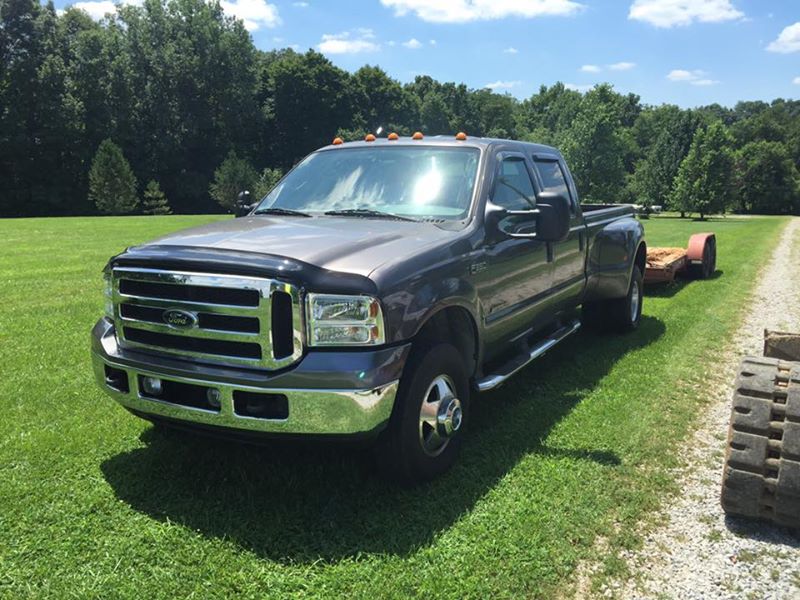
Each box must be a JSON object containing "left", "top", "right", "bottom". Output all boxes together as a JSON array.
[
  {"left": 332, "top": 137, "right": 344, "bottom": 145},
  {"left": 365, "top": 134, "right": 376, "bottom": 142},
  {"left": 455, "top": 132, "right": 467, "bottom": 141},
  {"left": 412, "top": 131, "right": 424, "bottom": 140},
  {"left": 388, "top": 132, "right": 399, "bottom": 140}
]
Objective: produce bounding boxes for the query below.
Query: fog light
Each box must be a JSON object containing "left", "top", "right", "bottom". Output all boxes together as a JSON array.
[
  {"left": 206, "top": 388, "right": 222, "bottom": 409},
  {"left": 141, "top": 376, "right": 163, "bottom": 396}
]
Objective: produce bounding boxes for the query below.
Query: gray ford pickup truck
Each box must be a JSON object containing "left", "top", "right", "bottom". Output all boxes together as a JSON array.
[{"left": 91, "top": 134, "right": 646, "bottom": 482}]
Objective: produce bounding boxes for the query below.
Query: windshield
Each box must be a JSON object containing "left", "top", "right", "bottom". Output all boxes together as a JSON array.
[{"left": 255, "top": 146, "right": 481, "bottom": 220}]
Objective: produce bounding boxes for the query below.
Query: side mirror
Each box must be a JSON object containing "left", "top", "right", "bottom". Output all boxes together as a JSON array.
[
  {"left": 534, "top": 191, "right": 571, "bottom": 242},
  {"left": 485, "top": 191, "right": 570, "bottom": 242},
  {"left": 235, "top": 190, "right": 253, "bottom": 217}
]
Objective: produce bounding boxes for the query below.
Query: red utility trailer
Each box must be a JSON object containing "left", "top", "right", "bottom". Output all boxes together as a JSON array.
[{"left": 644, "top": 232, "right": 717, "bottom": 284}]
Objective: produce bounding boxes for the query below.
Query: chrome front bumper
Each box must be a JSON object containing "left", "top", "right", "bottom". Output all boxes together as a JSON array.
[{"left": 91, "top": 319, "right": 401, "bottom": 436}]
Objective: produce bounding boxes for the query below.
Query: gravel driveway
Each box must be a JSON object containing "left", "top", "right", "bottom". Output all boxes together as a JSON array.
[{"left": 608, "top": 217, "right": 800, "bottom": 600}]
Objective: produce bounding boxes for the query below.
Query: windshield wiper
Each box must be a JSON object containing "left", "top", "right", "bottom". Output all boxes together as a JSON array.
[
  {"left": 323, "top": 208, "right": 418, "bottom": 222},
  {"left": 253, "top": 207, "right": 312, "bottom": 217}
]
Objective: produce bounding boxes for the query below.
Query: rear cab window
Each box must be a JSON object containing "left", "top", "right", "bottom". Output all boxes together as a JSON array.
[{"left": 532, "top": 157, "right": 576, "bottom": 213}]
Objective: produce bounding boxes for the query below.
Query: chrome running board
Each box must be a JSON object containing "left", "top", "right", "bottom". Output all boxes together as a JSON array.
[{"left": 476, "top": 319, "right": 581, "bottom": 392}]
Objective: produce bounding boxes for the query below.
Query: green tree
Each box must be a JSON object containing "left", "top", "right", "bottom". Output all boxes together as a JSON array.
[
  {"left": 261, "top": 50, "right": 358, "bottom": 168},
  {"left": 88, "top": 139, "right": 139, "bottom": 214},
  {"left": 559, "top": 84, "right": 627, "bottom": 202},
  {"left": 419, "top": 92, "right": 451, "bottom": 135},
  {"left": 352, "top": 65, "right": 417, "bottom": 134},
  {"left": 142, "top": 180, "right": 171, "bottom": 214},
  {"left": 29, "top": 3, "right": 86, "bottom": 215},
  {"left": 254, "top": 167, "right": 283, "bottom": 199},
  {"left": 671, "top": 122, "right": 734, "bottom": 219},
  {"left": 629, "top": 108, "right": 698, "bottom": 210},
  {"left": 734, "top": 141, "right": 800, "bottom": 215},
  {"left": 209, "top": 152, "right": 259, "bottom": 211},
  {"left": 0, "top": 0, "right": 43, "bottom": 216},
  {"left": 118, "top": 0, "right": 260, "bottom": 213},
  {"left": 516, "top": 83, "right": 582, "bottom": 146},
  {"left": 471, "top": 89, "right": 517, "bottom": 138}
]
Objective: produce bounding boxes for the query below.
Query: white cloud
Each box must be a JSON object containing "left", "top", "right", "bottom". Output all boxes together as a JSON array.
[
  {"left": 318, "top": 30, "right": 380, "bottom": 54},
  {"left": 793, "top": 76, "right": 800, "bottom": 85},
  {"left": 219, "top": 0, "right": 280, "bottom": 30},
  {"left": 667, "top": 69, "right": 695, "bottom": 81},
  {"left": 485, "top": 80, "right": 522, "bottom": 90},
  {"left": 564, "top": 83, "right": 592, "bottom": 92},
  {"left": 629, "top": 0, "right": 744, "bottom": 28},
  {"left": 380, "top": 0, "right": 584, "bottom": 23},
  {"left": 292, "top": 1, "right": 308, "bottom": 6},
  {"left": 402, "top": 38, "right": 423, "bottom": 49},
  {"left": 767, "top": 22, "right": 800, "bottom": 54},
  {"left": 72, "top": 0, "right": 279, "bottom": 28},
  {"left": 667, "top": 69, "right": 719, "bottom": 85},
  {"left": 71, "top": 0, "right": 119, "bottom": 19},
  {"left": 578, "top": 61, "right": 636, "bottom": 74},
  {"left": 503, "top": 47, "right": 519, "bottom": 54},
  {"left": 70, "top": 0, "right": 144, "bottom": 20},
  {"left": 609, "top": 61, "right": 636, "bottom": 70},
  {"left": 429, "top": 39, "right": 437, "bottom": 45}
]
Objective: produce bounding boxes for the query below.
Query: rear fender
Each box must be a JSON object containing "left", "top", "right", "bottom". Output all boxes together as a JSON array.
[{"left": 583, "top": 218, "right": 645, "bottom": 302}]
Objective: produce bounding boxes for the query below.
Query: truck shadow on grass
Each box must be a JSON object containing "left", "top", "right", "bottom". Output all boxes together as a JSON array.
[
  {"left": 644, "top": 270, "right": 724, "bottom": 299},
  {"left": 101, "top": 316, "right": 665, "bottom": 562}
]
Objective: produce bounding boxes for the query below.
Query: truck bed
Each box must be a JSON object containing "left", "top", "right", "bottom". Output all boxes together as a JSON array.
[{"left": 581, "top": 204, "right": 636, "bottom": 225}]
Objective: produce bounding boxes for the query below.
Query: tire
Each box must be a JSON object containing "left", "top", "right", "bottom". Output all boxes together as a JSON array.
[
  {"left": 721, "top": 357, "right": 800, "bottom": 529},
  {"left": 581, "top": 266, "right": 643, "bottom": 333},
  {"left": 689, "top": 236, "right": 716, "bottom": 279},
  {"left": 376, "top": 343, "right": 470, "bottom": 484}
]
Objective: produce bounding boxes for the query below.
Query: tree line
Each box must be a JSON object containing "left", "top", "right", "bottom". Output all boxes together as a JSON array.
[{"left": 2, "top": 0, "right": 799, "bottom": 218}]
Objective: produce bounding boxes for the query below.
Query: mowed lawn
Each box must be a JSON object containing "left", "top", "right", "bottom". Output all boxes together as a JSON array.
[{"left": 0, "top": 214, "right": 787, "bottom": 598}]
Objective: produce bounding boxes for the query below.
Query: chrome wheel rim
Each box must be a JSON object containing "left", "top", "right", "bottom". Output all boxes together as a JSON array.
[
  {"left": 630, "top": 280, "right": 641, "bottom": 323},
  {"left": 418, "top": 374, "right": 462, "bottom": 457}
]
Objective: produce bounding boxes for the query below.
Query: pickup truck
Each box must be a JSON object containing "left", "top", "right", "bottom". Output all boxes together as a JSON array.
[{"left": 91, "top": 134, "right": 646, "bottom": 483}]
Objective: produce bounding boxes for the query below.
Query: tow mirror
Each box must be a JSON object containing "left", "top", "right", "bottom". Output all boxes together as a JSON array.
[
  {"left": 534, "top": 191, "right": 571, "bottom": 242},
  {"left": 235, "top": 190, "right": 253, "bottom": 217},
  {"left": 485, "top": 191, "right": 570, "bottom": 242}
]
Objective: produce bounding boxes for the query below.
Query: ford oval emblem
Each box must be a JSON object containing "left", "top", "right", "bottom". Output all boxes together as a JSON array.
[{"left": 162, "top": 309, "right": 198, "bottom": 329}]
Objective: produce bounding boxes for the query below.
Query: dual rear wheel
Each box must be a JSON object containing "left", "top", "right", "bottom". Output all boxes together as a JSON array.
[{"left": 581, "top": 265, "right": 644, "bottom": 333}]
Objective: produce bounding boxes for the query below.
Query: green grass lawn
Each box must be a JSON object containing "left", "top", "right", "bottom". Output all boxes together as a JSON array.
[{"left": 0, "top": 214, "right": 788, "bottom": 598}]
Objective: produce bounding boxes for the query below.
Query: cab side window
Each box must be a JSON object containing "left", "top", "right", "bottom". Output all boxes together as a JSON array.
[
  {"left": 493, "top": 157, "right": 536, "bottom": 211},
  {"left": 533, "top": 158, "right": 575, "bottom": 212}
]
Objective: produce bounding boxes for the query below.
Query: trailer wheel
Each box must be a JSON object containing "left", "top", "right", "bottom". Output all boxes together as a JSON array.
[
  {"left": 721, "top": 357, "right": 800, "bottom": 529},
  {"left": 687, "top": 233, "right": 716, "bottom": 279}
]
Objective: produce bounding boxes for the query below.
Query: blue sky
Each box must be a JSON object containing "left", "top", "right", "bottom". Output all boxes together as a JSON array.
[{"left": 63, "top": 0, "right": 800, "bottom": 108}]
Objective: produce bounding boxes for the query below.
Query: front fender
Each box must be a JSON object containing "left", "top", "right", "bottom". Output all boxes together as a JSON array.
[{"left": 380, "top": 274, "right": 481, "bottom": 344}]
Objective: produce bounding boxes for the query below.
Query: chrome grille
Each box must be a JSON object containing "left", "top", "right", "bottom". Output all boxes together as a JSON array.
[{"left": 112, "top": 267, "right": 303, "bottom": 369}]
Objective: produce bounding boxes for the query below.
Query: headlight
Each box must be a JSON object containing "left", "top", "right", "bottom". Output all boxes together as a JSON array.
[
  {"left": 103, "top": 271, "right": 114, "bottom": 318},
  {"left": 306, "top": 294, "right": 385, "bottom": 347}
]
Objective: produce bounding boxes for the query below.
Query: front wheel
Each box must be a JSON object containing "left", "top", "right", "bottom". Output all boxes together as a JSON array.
[{"left": 376, "top": 343, "right": 470, "bottom": 484}]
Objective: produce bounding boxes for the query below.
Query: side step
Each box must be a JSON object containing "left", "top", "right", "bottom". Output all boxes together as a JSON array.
[{"left": 476, "top": 319, "right": 581, "bottom": 392}]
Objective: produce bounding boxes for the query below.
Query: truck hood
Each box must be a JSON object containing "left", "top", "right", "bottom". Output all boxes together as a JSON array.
[{"left": 142, "top": 215, "right": 456, "bottom": 277}]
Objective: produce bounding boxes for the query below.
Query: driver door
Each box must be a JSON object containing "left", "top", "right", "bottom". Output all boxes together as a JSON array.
[{"left": 478, "top": 152, "right": 552, "bottom": 348}]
